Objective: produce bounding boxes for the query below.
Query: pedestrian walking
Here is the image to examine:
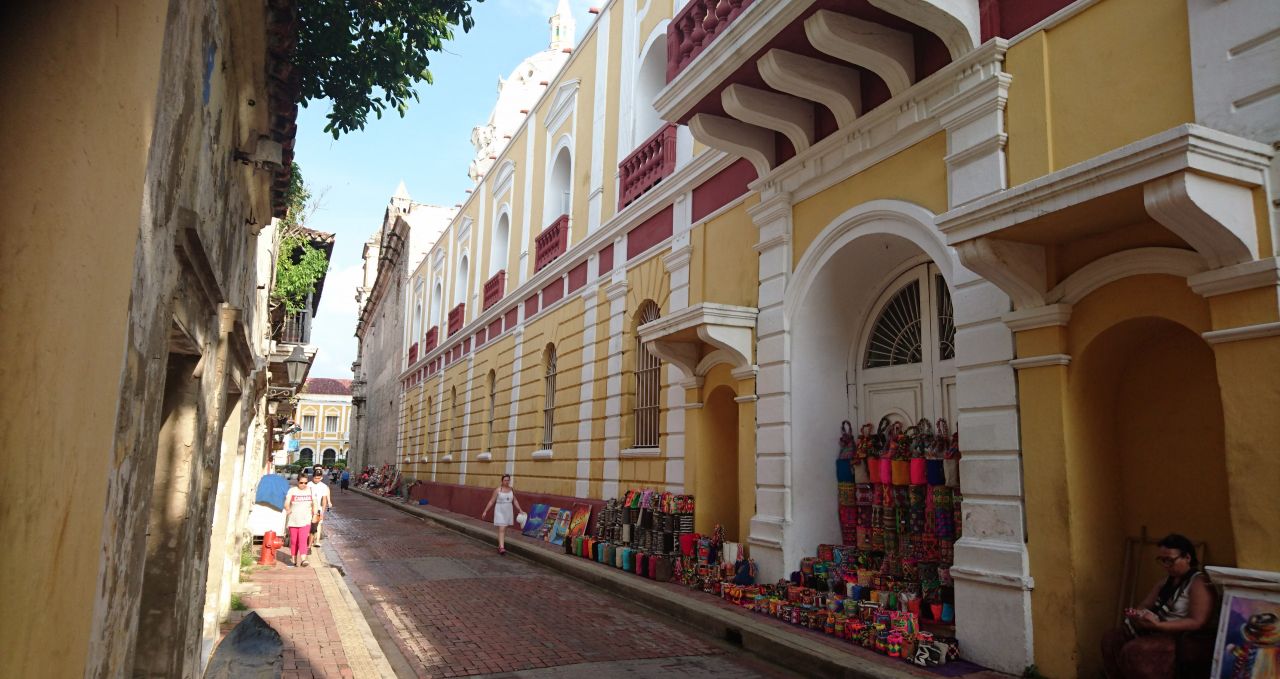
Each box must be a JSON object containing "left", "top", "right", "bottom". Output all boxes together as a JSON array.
[
  {"left": 310, "top": 470, "right": 332, "bottom": 545},
  {"left": 481, "top": 473, "right": 524, "bottom": 555},
  {"left": 283, "top": 476, "right": 317, "bottom": 567},
  {"left": 339, "top": 467, "right": 350, "bottom": 493}
]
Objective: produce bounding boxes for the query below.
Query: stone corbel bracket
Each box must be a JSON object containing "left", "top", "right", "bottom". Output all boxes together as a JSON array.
[{"left": 638, "top": 303, "right": 760, "bottom": 387}]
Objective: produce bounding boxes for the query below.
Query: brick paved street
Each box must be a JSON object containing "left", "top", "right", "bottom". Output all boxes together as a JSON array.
[{"left": 324, "top": 492, "right": 798, "bottom": 679}]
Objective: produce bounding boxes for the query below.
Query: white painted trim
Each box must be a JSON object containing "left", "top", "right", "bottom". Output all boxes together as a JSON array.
[
  {"left": 1189, "top": 257, "right": 1280, "bottom": 297},
  {"left": 1001, "top": 304, "right": 1072, "bottom": 331},
  {"left": 532, "top": 449, "right": 554, "bottom": 460},
  {"left": 619, "top": 447, "right": 661, "bottom": 458},
  {"left": 867, "top": 0, "right": 979, "bottom": 61},
  {"left": 1203, "top": 321, "right": 1280, "bottom": 345},
  {"left": 1007, "top": 0, "right": 1103, "bottom": 46},
  {"left": 1009, "top": 354, "right": 1072, "bottom": 370},
  {"left": 1049, "top": 248, "right": 1208, "bottom": 304},
  {"left": 722, "top": 84, "right": 814, "bottom": 153},
  {"left": 440, "top": 453, "right": 454, "bottom": 463},
  {"left": 545, "top": 79, "right": 581, "bottom": 133},
  {"left": 806, "top": 10, "right": 915, "bottom": 96},
  {"left": 939, "top": 124, "right": 1273, "bottom": 244},
  {"left": 1144, "top": 171, "right": 1259, "bottom": 268},
  {"left": 734, "top": 394, "right": 759, "bottom": 403},
  {"left": 476, "top": 451, "right": 493, "bottom": 462},
  {"left": 492, "top": 161, "right": 516, "bottom": 199},
  {"left": 784, "top": 200, "right": 954, "bottom": 324}
]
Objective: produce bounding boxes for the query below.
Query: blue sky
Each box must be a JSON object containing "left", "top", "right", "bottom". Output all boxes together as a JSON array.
[{"left": 299, "top": 0, "right": 597, "bottom": 378}]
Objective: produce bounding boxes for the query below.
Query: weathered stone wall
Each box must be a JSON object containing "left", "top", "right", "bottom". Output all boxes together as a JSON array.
[
  {"left": 0, "top": 0, "right": 281, "bottom": 676},
  {"left": 359, "top": 218, "right": 410, "bottom": 469}
]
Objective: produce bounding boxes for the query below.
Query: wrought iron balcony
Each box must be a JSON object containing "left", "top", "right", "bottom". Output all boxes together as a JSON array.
[
  {"left": 619, "top": 123, "right": 678, "bottom": 210},
  {"left": 279, "top": 311, "right": 310, "bottom": 344},
  {"left": 535, "top": 215, "right": 569, "bottom": 272}
]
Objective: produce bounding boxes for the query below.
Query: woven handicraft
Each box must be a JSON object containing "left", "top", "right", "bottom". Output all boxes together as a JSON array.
[{"left": 837, "top": 482, "right": 857, "bottom": 507}]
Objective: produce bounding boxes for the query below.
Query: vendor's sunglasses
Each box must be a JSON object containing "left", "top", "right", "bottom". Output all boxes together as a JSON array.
[{"left": 1155, "top": 555, "right": 1184, "bottom": 565}]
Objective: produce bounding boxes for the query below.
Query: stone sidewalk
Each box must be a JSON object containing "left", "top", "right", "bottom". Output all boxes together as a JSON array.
[
  {"left": 324, "top": 492, "right": 796, "bottom": 679},
  {"left": 220, "top": 537, "right": 399, "bottom": 679},
  {"left": 354, "top": 488, "right": 1009, "bottom": 679}
]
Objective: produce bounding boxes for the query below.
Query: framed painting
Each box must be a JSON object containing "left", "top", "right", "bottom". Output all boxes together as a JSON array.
[
  {"left": 567, "top": 503, "right": 592, "bottom": 539},
  {"left": 521, "top": 503, "right": 549, "bottom": 537},
  {"left": 538, "top": 507, "right": 561, "bottom": 541},
  {"left": 1207, "top": 566, "right": 1280, "bottom": 679},
  {"left": 548, "top": 508, "right": 572, "bottom": 546}
]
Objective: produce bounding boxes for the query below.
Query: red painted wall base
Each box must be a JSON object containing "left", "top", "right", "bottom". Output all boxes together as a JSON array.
[{"left": 406, "top": 479, "right": 606, "bottom": 535}]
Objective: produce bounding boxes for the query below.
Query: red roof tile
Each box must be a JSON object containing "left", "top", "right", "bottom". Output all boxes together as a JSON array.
[{"left": 301, "top": 378, "right": 352, "bottom": 395}]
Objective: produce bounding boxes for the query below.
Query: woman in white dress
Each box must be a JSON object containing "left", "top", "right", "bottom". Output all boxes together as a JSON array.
[{"left": 481, "top": 473, "right": 525, "bottom": 555}]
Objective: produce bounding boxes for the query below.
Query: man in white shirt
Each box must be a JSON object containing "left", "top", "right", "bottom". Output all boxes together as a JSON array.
[{"left": 309, "top": 470, "right": 332, "bottom": 545}]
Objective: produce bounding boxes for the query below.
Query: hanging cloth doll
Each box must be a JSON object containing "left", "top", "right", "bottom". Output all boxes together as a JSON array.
[
  {"left": 926, "top": 419, "right": 950, "bottom": 486},
  {"left": 910, "top": 418, "right": 931, "bottom": 485}
]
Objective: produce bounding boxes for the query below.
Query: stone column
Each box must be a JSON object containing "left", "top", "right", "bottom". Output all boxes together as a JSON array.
[
  {"left": 602, "top": 271, "right": 629, "bottom": 499},
  {"left": 747, "top": 190, "right": 793, "bottom": 579}
]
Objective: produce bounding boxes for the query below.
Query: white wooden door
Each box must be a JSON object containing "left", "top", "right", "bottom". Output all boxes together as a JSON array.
[{"left": 854, "top": 263, "right": 956, "bottom": 428}]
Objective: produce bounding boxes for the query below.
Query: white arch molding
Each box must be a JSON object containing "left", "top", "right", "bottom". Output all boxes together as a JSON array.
[
  {"left": 544, "top": 135, "right": 574, "bottom": 224},
  {"left": 785, "top": 199, "right": 958, "bottom": 322}
]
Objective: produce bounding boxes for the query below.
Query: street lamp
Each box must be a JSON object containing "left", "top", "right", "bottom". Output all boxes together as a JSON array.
[{"left": 285, "top": 344, "right": 308, "bottom": 387}]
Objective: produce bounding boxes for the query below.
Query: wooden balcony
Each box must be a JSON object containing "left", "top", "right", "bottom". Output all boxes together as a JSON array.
[
  {"left": 619, "top": 123, "right": 678, "bottom": 210},
  {"left": 535, "top": 214, "right": 569, "bottom": 272},
  {"left": 483, "top": 270, "right": 506, "bottom": 310},
  {"left": 666, "top": 0, "right": 754, "bottom": 82},
  {"left": 448, "top": 303, "right": 466, "bottom": 335}
]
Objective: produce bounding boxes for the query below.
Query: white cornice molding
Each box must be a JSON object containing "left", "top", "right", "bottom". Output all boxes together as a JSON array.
[
  {"left": 1189, "top": 257, "right": 1280, "bottom": 297},
  {"left": 1001, "top": 304, "right": 1072, "bottom": 332},
  {"left": 639, "top": 303, "right": 758, "bottom": 383},
  {"left": 939, "top": 124, "right": 1273, "bottom": 244},
  {"left": 476, "top": 451, "right": 493, "bottom": 461},
  {"left": 397, "top": 148, "right": 736, "bottom": 380},
  {"left": 661, "top": 242, "right": 694, "bottom": 272},
  {"left": 1203, "top": 321, "right": 1280, "bottom": 345},
  {"left": 532, "top": 448, "right": 554, "bottom": 460},
  {"left": 1009, "top": 354, "right": 1072, "bottom": 370},
  {"left": 734, "top": 394, "right": 759, "bottom": 403},
  {"left": 604, "top": 278, "right": 629, "bottom": 301}
]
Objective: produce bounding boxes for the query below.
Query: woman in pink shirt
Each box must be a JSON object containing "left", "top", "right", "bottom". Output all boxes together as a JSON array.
[{"left": 283, "top": 476, "right": 319, "bottom": 567}]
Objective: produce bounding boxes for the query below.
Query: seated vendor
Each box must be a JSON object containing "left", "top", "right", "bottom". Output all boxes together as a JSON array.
[{"left": 1102, "top": 533, "right": 1215, "bottom": 679}]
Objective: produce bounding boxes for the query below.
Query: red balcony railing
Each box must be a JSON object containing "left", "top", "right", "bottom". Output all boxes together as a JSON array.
[
  {"left": 483, "top": 270, "right": 506, "bottom": 310},
  {"left": 423, "top": 326, "right": 439, "bottom": 353},
  {"left": 619, "top": 123, "right": 678, "bottom": 210},
  {"left": 408, "top": 342, "right": 419, "bottom": 364},
  {"left": 448, "top": 303, "right": 466, "bottom": 335},
  {"left": 535, "top": 215, "right": 569, "bottom": 272},
  {"left": 667, "top": 0, "right": 754, "bottom": 82}
]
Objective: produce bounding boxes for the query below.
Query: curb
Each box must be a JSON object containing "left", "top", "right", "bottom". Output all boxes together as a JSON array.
[{"left": 354, "top": 488, "right": 923, "bottom": 679}]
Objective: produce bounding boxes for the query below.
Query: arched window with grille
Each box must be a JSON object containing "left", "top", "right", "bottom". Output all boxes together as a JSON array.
[
  {"left": 633, "top": 301, "right": 662, "bottom": 448},
  {"left": 542, "top": 344, "right": 557, "bottom": 450},
  {"left": 487, "top": 370, "right": 498, "bottom": 453},
  {"left": 451, "top": 386, "right": 462, "bottom": 454},
  {"left": 425, "top": 396, "right": 433, "bottom": 456}
]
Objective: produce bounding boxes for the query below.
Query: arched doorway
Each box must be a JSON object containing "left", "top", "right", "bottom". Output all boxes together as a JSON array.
[
  {"left": 697, "top": 384, "right": 740, "bottom": 540},
  {"left": 298, "top": 448, "right": 313, "bottom": 464},
  {"left": 853, "top": 262, "right": 956, "bottom": 427},
  {"left": 322, "top": 449, "right": 337, "bottom": 466},
  {"left": 1068, "top": 315, "right": 1234, "bottom": 670}
]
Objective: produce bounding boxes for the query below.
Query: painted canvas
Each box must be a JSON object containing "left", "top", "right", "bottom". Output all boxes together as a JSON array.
[
  {"left": 548, "top": 508, "right": 572, "bottom": 546},
  {"left": 1213, "top": 588, "right": 1280, "bottom": 679},
  {"left": 567, "top": 503, "right": 592, "bottom": 539},
  {"left": 537, "top": 507, "right": 560, "bottom": 541},
  {"left": 521, "top": 504, "right": 549, "bottom": 537}
]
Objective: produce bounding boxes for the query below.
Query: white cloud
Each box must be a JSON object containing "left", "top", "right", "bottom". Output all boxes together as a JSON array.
[{"left": 307, "top": 263, "right": 363, "bottom": 378}]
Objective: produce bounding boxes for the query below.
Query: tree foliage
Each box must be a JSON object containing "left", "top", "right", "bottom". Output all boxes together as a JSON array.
[
  {"left": 273, "top": 163, "right": 330, "bottom": 315},
  {"left": 295, "top": 0, "right": 483, "bottom": 138}
]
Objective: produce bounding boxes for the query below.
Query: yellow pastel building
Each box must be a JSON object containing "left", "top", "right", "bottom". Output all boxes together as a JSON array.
[
  {"left": 292, "top": 378, "right": 355, "bottom": 465},
  {"left": 349, "top": 0, "right": 1280, "bottom": 675}
]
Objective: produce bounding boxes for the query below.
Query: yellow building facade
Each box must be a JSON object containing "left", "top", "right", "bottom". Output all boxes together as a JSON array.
[
  {"left": 369, "top": 1, "right": 1279, "bottom": 675},
  {"left": 294, "top": 378, "right": 355, "bottom": 464}
]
